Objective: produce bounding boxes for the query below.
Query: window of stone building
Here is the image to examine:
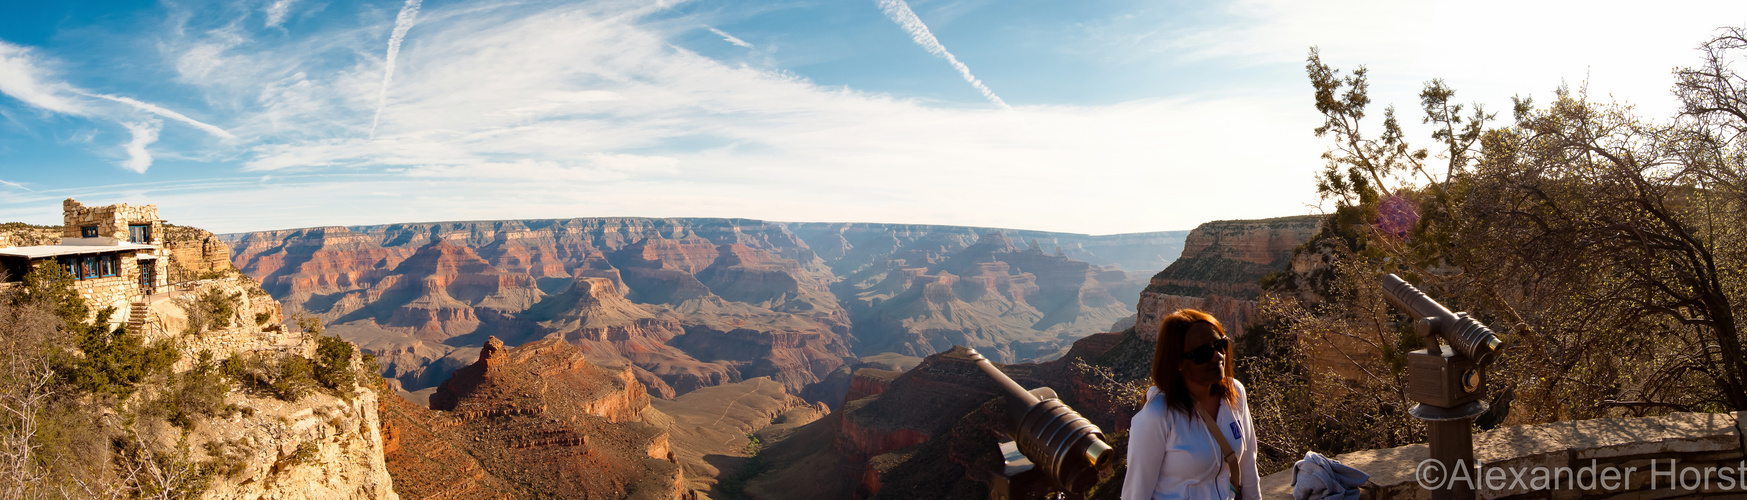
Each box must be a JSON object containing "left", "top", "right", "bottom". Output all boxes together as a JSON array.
[
  {"left": 81, "top": 226, "right": 98, "bottom": 238},
  {"left": 81, "top": 256, "right": 97, "bottom": 280},
  {"left": 128, "top": 224, "right": 149, "bottom": 243},
  {"left": 99, "top": 254, "right": 115, "bottom": 277}
]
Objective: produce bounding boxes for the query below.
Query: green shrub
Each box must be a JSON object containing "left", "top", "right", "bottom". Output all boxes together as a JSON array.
[
  {"left": 255, "top": 312, "right": 272, "bottom": 325},
  {"left": 232, "top": 353, "right": 316, "bottom": 402},
  {"left": 717, "top": 434, "right": 771, "bottom": 499},
  {"left": 58, "top": 308, "right": 179, "bottom": 399},
  {"left": 222, "top": 353, "right": 245, "bottom": 379},
  {"left": 19, "top": 263, "right": 88, "bottom": 324},
  {"left": 272, "top": 356, "right": 315, "bottom": 402},
  {"left": 183, "top": 288, "right": 240, "bottom": 334},
  {"left": 272, "top": 441, "right": 321, "bottom": 475},
  {"left": 151, "top": 352, "right": 245, "bottom": 428},
  {"left": 313, "top": 335, "right": 355, "bottom": 395},
  {"left": 113, "top": 433, "right": 218, "bottom": 500},
  {"left": 202, "top": 440, "right": 249, "bottom": 479},
  {"left": 290, "top": 441, "right": 318, "bottom": 466}
]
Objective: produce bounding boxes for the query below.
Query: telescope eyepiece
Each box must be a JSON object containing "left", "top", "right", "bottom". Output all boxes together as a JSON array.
[{"left": 966, "top": 347, "right": 1112, "bottom": 494}]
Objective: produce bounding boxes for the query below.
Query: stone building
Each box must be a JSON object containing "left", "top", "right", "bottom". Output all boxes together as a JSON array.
[{"left": 0, "top": 199, "right": 172, "bottom": 323}]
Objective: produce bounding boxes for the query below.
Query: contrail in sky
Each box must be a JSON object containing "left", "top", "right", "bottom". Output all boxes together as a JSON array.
[
  {"left": 707, "top": 27, "right": 754, "bottom": 49},
  {"left": 86, "top": 93, "right": 236, "bottom": 140},
  {"left": 874, "top": 0, "right": 1008, "bottom": 109},
  {"left": 370, "top": 0, "right": 423, "bottom": 140}
]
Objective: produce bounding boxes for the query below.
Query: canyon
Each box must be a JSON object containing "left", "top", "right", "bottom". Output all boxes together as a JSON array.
[
  {"left": 226, "top": 219, "right": 1189, "bottom": 404},
  {"left": 8, "top": 201, "right": 1328, "bottom": 499},
  {"left": 732, "top": 215, "right": 1325, "bottom": 498}
]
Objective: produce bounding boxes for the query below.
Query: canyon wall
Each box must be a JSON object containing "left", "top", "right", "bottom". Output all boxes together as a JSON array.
[
  {"left": 1132, "top": 215, "right": 1322, "bottom": 339},
  {"left": 383, "top": 336, "right": 685, "bottom": 499},
  {"left": 227, "top": 218, "right": 1185, "bottom": 403}
]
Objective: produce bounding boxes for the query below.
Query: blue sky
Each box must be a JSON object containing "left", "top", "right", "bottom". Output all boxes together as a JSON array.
[{"left": 2, "top": 0, "right": 1744, "bottom": 234}]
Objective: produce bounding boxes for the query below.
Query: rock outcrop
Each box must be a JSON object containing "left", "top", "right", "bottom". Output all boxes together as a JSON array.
[
  {"left": 1145, "top": 215, "right": 1321, "bottom": 300},
  {"left": 195, "top": 383, "right": 399, "bottom": 499},
  {"left": 391, "top": 336, "right": 686, "bottom": 499},
  {"left": 163, "top": 224, "right": 234, "bottom": 281},
  {"left": 47, "top": 227, "right": 402, "bottom": 499},
  {"left": 1133, "top": 215, "right": 1322, "bottom": 339},
  {"left": 0, "top": 222, "right": 60, "bottom": 247}
]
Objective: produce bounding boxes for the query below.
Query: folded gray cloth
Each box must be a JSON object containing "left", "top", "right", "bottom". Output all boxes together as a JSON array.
[{"left": 1291, "top": 451, "right": 1368, "bottom": 500}]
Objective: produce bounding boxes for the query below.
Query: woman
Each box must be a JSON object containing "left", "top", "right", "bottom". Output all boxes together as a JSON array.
[{"left": 1122, "top": 309, "right": 1260, "bottom": 500}]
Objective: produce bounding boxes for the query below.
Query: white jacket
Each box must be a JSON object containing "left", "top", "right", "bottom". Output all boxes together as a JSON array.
[{"left": 1122, "top": 380, "right": 1262, "bottom": 500}]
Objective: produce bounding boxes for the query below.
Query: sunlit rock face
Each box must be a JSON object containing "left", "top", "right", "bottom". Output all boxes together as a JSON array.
[
  {"left": 1133, "top": 215, "right": 1322, "bottom": 340},
  {"left": 227, "top": 217, "right": 1187, "bottom": 401},
  {"left": 391, "top": 336, "right": 687, "bottom": 499}
]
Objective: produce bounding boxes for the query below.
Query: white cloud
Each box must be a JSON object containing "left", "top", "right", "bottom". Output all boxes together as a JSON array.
[
  {"left": 874, "top": 0, "right": 1007, "bottom": 109},
  {"left": 120, "top": 120, "right": 163, "bottom": 174},
  {"left": 0, "top": 41, "right": 91, "bottom": 115},
  {"left": 265, "top": 0, "right": 297, "bottom": 28},
  {"left": 1133, "top": 0, "right": 1746, "bottom": 125},
  {"left": 154, "top": 0, "right": 1326, "bottom": 233},
  {"left": 0, "top": 39, "right": 236, "bottom": 174}
]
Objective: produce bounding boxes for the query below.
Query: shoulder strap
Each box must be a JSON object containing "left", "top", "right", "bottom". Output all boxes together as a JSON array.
[{"left": 1196, "top": 404, "right": 1244, "bottom": 499}]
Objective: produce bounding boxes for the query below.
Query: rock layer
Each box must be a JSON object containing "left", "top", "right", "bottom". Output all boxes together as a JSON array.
[
  {"left": 392, "top": 336, "right": 686, "bottom": 499},
  {"left": 1134, "top": 215, "right": 1321, "bottom": 340},
  {"left": 227, "top": 218, "right": 1185, "bottom": 402}
]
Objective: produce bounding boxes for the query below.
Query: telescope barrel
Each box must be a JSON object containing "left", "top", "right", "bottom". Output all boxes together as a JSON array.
[
  {"left": 1379, "top": 274, "right": 1504, "bottom": 366},
  {"left": 1380, "top": 274, "right": 1455, "bottom": 322},
  {"left": 965, "top": 348, "right": 1112, "bottom": 494}
]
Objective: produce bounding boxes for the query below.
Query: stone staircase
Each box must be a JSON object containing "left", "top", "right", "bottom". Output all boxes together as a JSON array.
[{"left": 128, "top": 301, "right": 149, "bottom": 335}]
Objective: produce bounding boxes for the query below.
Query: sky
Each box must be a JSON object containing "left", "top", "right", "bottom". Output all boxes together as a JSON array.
[{"left": 1, "top": 0, "right": 1744, "bottom": 235}]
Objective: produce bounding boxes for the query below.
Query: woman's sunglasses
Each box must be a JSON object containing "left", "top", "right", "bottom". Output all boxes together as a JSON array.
[{"left": 1186, "top": 337, "right": 1229, "bottom": 364}]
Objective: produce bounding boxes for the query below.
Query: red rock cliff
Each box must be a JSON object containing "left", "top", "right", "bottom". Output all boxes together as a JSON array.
[
  {"left": 1135, "top": 215, "right": 1321, "bottom": 339},
  {"left": 411, "top": 336, "right": 684, "bottom": 499}
]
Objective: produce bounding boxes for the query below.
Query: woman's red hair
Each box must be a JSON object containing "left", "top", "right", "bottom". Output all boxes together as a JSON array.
[{"left": 1151, "top": 308, "right": 1237, "bottom": 414}]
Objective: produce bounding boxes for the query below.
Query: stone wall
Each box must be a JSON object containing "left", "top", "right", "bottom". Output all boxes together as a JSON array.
[
  {"left": 71, "top": 256, "right": 139, "bottom": 315},
  {"left": 1259, "top": 412, "right": 1747, "bottom": 499},
  {"left": 61, "top": 198, "right": 163, "bottom": 243},
  {"left": 44, "top": 250, "right": 175, "bottom": 324}
]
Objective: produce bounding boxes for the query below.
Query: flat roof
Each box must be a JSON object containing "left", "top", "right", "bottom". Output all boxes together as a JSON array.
[{"left": 0, "top": 243, "right": 156, "bottom": 259}]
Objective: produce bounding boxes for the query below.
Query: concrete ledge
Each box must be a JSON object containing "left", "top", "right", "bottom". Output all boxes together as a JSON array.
[{"left": 1258, "top": 412, "right": 1744, "bottom": 499}]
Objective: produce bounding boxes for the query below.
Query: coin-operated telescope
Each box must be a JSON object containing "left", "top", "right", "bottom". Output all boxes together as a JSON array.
[
  {"left": 1379, "top": 274, "right": 1506, "bottom": 500},
  {"left": 964, "top": 348, "right": 1113, "bottom": 500}
]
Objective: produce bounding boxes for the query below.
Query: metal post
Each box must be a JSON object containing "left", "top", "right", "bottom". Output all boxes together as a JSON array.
[{"left": 1410, "top": 393, "right": 1486, "bottom": 500}]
